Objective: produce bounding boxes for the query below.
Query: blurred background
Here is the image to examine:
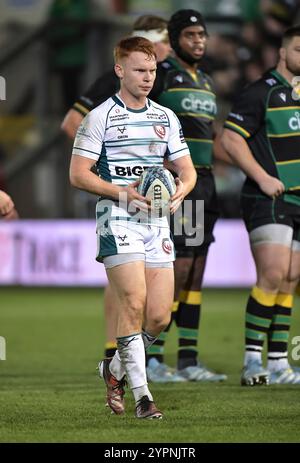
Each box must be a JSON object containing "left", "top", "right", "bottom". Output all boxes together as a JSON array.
[
  {"left": 0, "top": 0, "right": 300, "bottom": 286},
  {"left": 2, "top": 0, "right": 300, "bottom": 219}
]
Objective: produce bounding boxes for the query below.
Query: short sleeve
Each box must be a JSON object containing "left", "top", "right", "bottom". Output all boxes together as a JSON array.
[
  {"left": 166, "top": 111, "right": 190, "bottom": 161},
  {"left": 72, "top": 107, "right": 105, "bottom": 161},
  {"left": 224, "top": 82, "right": 265, "bottom": 139}
]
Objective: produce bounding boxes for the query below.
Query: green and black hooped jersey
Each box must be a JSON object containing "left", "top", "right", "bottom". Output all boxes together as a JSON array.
[
  {"left": 225, "top": 69, "right": 300, "bottom": 207},
  {"left": 151, "top": 57, "right": 217, "bottom": 168}
]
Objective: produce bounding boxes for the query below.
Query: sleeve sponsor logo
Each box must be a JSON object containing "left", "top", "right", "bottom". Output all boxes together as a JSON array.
[
  {"left": 80, "top": 96, "right": 93, "bottom": 106},
  {"left": 265, "top": 78, "right": 277, "bottom": 86},
  {"left": 76, "top": 124, "right": 91, "bottom": 139},
  {"left": 229, "top": 112, "right": 244, "bottom": 121}
]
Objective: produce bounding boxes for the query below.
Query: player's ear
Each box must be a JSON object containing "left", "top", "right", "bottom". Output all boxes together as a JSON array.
[{"left": 114, "top": 63, "right": 124, "bottom": 79}]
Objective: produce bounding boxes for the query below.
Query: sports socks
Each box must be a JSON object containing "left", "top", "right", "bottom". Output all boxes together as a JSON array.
[
  {"left": 110, "top": 333, "right": 152, "bottom": 404},
  {"left": 177, "top": 290, "right": 201, "bottom": 370},
  {"left": 244, "top": 286, "right": 276, "bottom": 365},
  {"left": 109, "top": 349, "right": 125, "bottom": 381},
  {"left": 104, "top": 341, "right": 117, "bottom": 358},
  {"left": 267, "top": 292, "right": 293, "bottom": 372},
  {"left": 141, "top": 329, "right": 157, "bottom": 351}
]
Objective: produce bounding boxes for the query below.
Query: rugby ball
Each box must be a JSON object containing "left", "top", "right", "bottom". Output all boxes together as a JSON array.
[{"left": 137, "top": 166, "right": 176, "bottom": 217}]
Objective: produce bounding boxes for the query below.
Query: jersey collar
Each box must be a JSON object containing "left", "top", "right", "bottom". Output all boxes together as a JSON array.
[
  {"left": 112, "top": 94, "right": 151, "bottom": 112},
  {"left": 166, "top": 56, "right": 202, "bottom": 76},
  {"left": 270, "top": 69, "right": 291, "bottom": 88}
]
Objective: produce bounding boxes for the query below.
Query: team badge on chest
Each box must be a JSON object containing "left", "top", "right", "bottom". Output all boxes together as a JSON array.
[{"left": 153, "top": 125, "right": 166, "bottom": 139}]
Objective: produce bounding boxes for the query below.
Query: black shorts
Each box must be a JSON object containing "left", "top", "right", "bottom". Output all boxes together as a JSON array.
[
  {"left": 170, "top": 168, "right": 219, "bottom": 258},
  {"left": 241, "top": 194, "right": 300, "bottom": 239}
]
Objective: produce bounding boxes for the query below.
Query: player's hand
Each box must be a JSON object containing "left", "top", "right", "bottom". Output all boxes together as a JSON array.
[
  {"left": 258, "top": 175, "right": 285, "bottom": 198},
  {"left": 170, "top": 178, "right": 184, "bottom": 214},
  {"left": 122, "top": 181, "right": 151, "bottom": 212},
  {"left": 0, "top": 190, "right": 15, "bottom": 217},
  {"left": 2, "top": 207, "right": 19, "bottom": 220}
]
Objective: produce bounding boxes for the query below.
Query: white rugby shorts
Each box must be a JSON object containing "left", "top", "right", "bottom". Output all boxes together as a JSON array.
[{"left": 96, "top": 220, "right": 175, "bottom": 266}]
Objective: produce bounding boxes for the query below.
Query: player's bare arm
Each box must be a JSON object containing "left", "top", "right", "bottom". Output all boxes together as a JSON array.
[
  {"left": 70, "top": 154, "right": 148, "bottom": 205},
  {"left": 221, "top": 129, "right": 284, "bottom": 198},
  {"left": 169, "top": 155, "right": 197, "bottom": 213},
  {"left": 212, "top": 130, "right": 234, "bottom": 164},
  {"left": 0, "top": 190, "right": 15, "bottom": 216},
  {"left": 61, "top": 109, "right": 85, "bottom": 140}
]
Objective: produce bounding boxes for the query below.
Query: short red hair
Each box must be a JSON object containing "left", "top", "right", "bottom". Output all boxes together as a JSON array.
[{"left": 114, "top": 36, "right": 156, "bottom": 63}]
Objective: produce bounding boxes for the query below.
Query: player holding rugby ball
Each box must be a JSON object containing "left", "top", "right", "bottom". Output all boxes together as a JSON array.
[{"left": 69, "top": 36, "right": 196, "bottom": 419}]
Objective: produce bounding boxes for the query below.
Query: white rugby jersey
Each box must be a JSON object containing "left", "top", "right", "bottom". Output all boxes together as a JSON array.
[{"left": 72, "top": 93, "right": 190, "bottom": 226}]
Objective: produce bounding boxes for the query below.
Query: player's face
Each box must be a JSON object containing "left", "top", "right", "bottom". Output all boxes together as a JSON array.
[
  {"left": 284, "top": 36, "right": 300, "bottom": 75},
  {"left": 178, "top": 25, "right": 207, "bottom": 60},
  {"left": 119, "top": 51, "right": 157, "bottom": 99},
  {"left": 154, "top": 39, "right": 171, "bottom": 62}
]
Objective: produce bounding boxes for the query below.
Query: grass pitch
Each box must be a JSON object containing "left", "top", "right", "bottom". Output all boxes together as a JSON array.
[{"left": 0, "top": 287, "right": 300, "bottom": 443}]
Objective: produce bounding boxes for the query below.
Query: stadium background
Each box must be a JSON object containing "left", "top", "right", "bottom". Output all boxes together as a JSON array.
[{"left": 1, "top": 0, "right": 300, "bottom": 444}]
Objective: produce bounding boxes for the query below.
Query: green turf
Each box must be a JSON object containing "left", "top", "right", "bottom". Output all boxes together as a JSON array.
[{"left": 0, "top": 287, "right": 300, "bottom": 443}]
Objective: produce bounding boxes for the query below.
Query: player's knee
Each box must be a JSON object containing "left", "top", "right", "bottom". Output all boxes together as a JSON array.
[
  {"left": 260, "top": 267, "right": 287, "bottom": 290},
  {"left": 151, "top": 311, "right": 171, "bottom": 333},
  {"left": 124, "top": 294, "right": 145, "bottom": 324},
  {"left": 286, "top": 271, "right": 300, "bottom": 285}
]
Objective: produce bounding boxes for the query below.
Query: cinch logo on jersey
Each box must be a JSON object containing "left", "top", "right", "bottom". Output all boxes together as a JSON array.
[
  {"left": 289, "top": 112, "right": 300, "bottom": 130},
  {"left": 182, "top": 93, "right": 217, "bottom": 114},
  {"left": 114, "top": 166, "right": 148, "bottom": 177}
]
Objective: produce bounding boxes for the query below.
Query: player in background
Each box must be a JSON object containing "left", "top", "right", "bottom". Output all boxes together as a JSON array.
[
  {"left": 0, "top": 190, "right": 18, "bottom": 220},
  {"left": 62, "top": 15, "right": 170, "bottom": 139},
  {"left": 69, "top": 37, "right": 196, "bottom": 418},
  {"left": 222, "top": 24, "right": 300, "bottom": 385},
  {"left": 146, "top": 10, "right": 228, "bottom": 382},
  {"left": 61, "top": 15, "right": 171, "bottom": 362}
]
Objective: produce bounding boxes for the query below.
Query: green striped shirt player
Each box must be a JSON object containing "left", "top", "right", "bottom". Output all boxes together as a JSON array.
[
  {"left": 153, "top": 56, "right": 216, "bottom": 169},
  {"left": 222, "top": 24, "right": 300, "bottom": 386},
  {"left": 225, "top": 68, "right": 300, "bottom": 206},
  {"left": 145, "top": 9, "right": 226, "bottom": 383}
]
